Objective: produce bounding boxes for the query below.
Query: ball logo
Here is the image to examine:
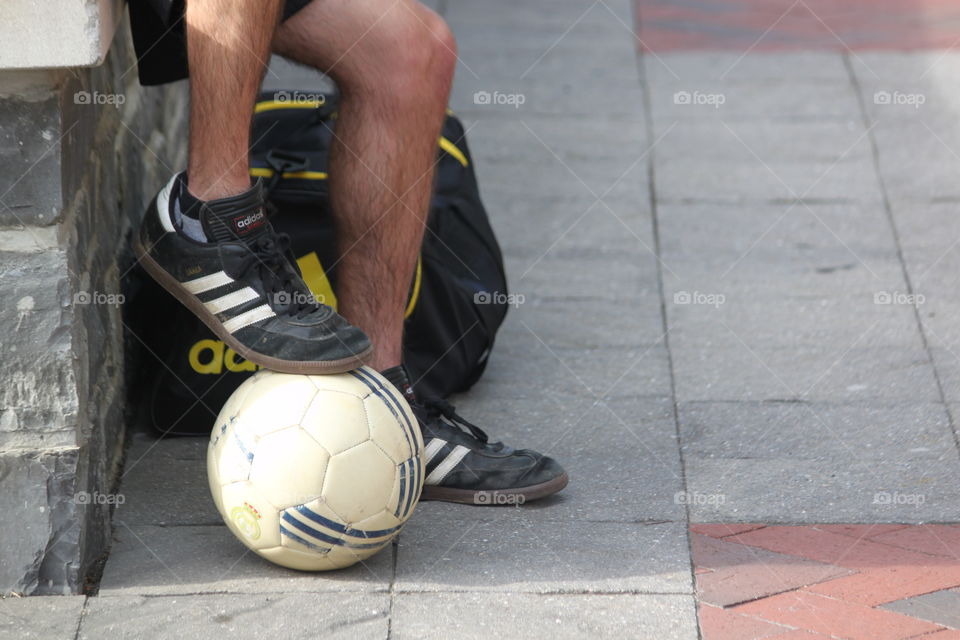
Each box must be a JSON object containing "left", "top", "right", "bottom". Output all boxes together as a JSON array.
[
  {"left": 231, "top": 502, "right": 262, "bottom": 540},
  {"left": 232, "top": 208, "right": 266, "bottom": 235}
]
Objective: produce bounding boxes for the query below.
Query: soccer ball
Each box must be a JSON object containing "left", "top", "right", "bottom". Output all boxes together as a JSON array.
[{"left": 207, "top": 367, "right": 424, "bottom": 571}]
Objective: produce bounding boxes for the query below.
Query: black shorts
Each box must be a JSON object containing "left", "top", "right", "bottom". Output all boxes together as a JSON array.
[{"left": 128, "top": 0, "right": 312, "bottom": 86}]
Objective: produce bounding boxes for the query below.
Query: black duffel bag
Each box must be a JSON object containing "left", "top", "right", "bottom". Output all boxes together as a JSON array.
[{"left": 129, "top": 89, "right": 508, "bottom": 436}]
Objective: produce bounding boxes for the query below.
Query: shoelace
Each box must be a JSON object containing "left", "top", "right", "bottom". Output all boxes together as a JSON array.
[
  {"left": 235, "top": 231, "right": 318, "bottom": 319},
  {"left": 419, "top": 398, "right": 491, "bottom": 444}
]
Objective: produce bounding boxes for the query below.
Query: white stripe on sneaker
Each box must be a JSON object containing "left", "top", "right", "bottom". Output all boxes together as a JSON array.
[
  {"left": 423, "top": 439, "right": 447, "bottom": 466},
  {"left": 424, "top": 445, "right": 470, "bottom": 486},
  {"left": 182, "top": 271, "right": 233, "bottom": 294},
  {"left": 203, "top": 287, "right": 260, "bottom": 314},
  {"left": 222, "top": 303, "right": 275, "bottom": 333}
]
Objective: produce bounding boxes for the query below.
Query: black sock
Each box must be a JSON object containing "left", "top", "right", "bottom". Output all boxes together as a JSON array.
[{"left": 176, "top": 174, "right": 204, "bottom": 220}]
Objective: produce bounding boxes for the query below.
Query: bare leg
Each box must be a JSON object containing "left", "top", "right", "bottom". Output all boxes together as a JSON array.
[
  {"left": 186, "top": 0, "right": 284, "bottom": 200},
  {"left": 274, "top": 0, "right": 457, "bottom": 370}
]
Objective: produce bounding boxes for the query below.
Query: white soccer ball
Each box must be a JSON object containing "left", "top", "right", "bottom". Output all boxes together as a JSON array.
[{"left": 207, "top": 367, "right": 423, "bottom": 571}]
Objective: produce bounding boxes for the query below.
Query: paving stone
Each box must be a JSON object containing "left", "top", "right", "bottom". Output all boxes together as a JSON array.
[
  {"left": 466, "top": 339, "right": 672, "bottom": 401},
  {"left": 680, "top": 402, "right": 956, "bottom": 464},
  {"left": 649, "top": 81, "right": 861, "bottom": 122},
  {"left": 683, "top": 456, "right": 960, "bottom": 524},
  {"left": 871, "top": 120, "right": 960, "bottom": 201},
  {"left": 646, "top": 52, "right": 850, "bottom": 85},
  {"left": 811, "top": 524, "right": 911, "bottom": 540},
  {"left": 113, "top": 434, "right": 218, "bottom": 527},
  {"left": 807, "top": 562, "right": 960, "bottom": 607},
  {"left": 653, "top": 119, "right": 872, "bottom": 163},
  {"left": 689, "top": 524, "right": 766, "bottom": 538},
  {"left": 880, "top": 588, "right": 960, "bottom": 630},
  {"left": 671, "top": 345, "right": 941, "bottom": 403},
  {"left": 392, "top": 592, "right": 698, "bottom": 640},
  {"left": 849, "top": 51, "right": 960, "bottom": 86},
  {"left": 697, "top": 603, "right": 791, "bottom": 640},
  {"left": 654, "top": 157, "right": 883, "bottom": 204},
  {"left": 732, "top": 590, "right": 941, "bottom": 640},
  {"left": 691, "top": 533, "right": 851, "bottom": 607},
  {"left": 98, "top": 524, "right": 391, "bottom": 596},
  {"left": 415, "top": 395, "right": 683, "bottom": 523},
  {"left": 869, "top": 524, "right": 960, "bottom": 558},
  {"left": 728, "top": 526, "right": 956, "bottom": 571},
  {"left": 0, "top": 595, "right": 85, "bottom": 640},
  {"left": 495, "top": 292, "right": 664, "bottom": 350},
  {"left": 394, "top": 517, "right": 691, "bottom": 594},
  {"left": 79, "top": 593, "right": 389, "bottom": 640}
]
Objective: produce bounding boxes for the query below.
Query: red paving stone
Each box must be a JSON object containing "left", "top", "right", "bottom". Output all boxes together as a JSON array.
[
  {"left": 812, "top": 524, "right": 912, "bottom": 540},
  {"left": 691, "top": 523, "right": 767, "bottom": 538},
  {"left": 693, "top": 524, "right": 960, "bottom": 640},
  {"left": 806, "top": 564, "right": 960, "bottom": 606},
  {"left": 693, "top": 533, "right": 851, "bottom": 607},
  {"left": 698, "top": 604, "right": 787, "bottom": 640},
  {"left": 635, "top": 0, "right": 960, "bottom": 52},
  {"left": 727, "top": 525, "right": 952, "bottom": 570},
  {"left": 870, "top": 525, "right": 960, "bottom": 559},
  {"left": 733, "top": 591, "right": 942, "bottom": 640}
]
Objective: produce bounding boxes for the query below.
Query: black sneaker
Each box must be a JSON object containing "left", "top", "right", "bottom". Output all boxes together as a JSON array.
[
  {"left": 382, "top": 366, "right": 568, "bottom": 505},
  {"left": 134, "top": 173, "right": 372, "bottom": 374}
]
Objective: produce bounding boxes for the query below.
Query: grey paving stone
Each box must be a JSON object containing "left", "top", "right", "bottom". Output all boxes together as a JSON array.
[
  {"left": 646, "top": 52, "right": 850, "bottom": 85},
  {"left": 420, "top": 395, "right": 683, "bottom": 522},
  {"left": 512, "top": 250, "right": 658, "bottom": 302},
  {"left": 79, "top": 593, "right": 389, "bottom": 640},
  {"left": 680, "top": 401, "right": 956, "bottom": 464},
  {"left": 653, "top": 118, "right": 872, "bottom": 164},
  {"left": 391, "top": 592, "right": 698, "bottom": 640},
  {"left": 0, "top": 595, "right": 85, "bottom": 640},
  {"left": 880, "top": 588, "right": 960, "bottom": 629},
  {"left": 671, "top": 345, "right": 941, "bottom": 404},
  {"left": 932, "top": 352, "right": 960, "bottom": 403},
  {"left": 489, "top": 193, "right": 653, "bottom": 258},
  {"left": 98, "top": 524, "right": 391, "bottom": 596},
  {"left": 665, "top": 290, "right": 923, "bottom": 350},
  {"left": 115, "top": 434, "right": 218, "bottom": 527},
  {"left": 849, "top": 51, "right": 960, "bottom": 85},
  {"left": 685, "top": 456, "right": 960, "bottom": 524},
  {"left": 496, "top": 293, "right": 664, "bottom": 350},
  {"left": 394, "top": 517, "right": 691, "bottom": 593},
  {"left": 871, "top": 119, "right": 960, "bottom": 201},
  {"left": 465, "top": 340, "right": 672, "bottom": 401},
  {"left": 892, "top": 201, "right": 960, "bottom": 252},
  {"left": 654, "top": 157, "right": 882, "bottom": 204},
  {"left": 446, "top": 0, "right": 633, "bottom": 35},
  {"left": 649, "top": 82, "right": 861, "bottom": 122}
]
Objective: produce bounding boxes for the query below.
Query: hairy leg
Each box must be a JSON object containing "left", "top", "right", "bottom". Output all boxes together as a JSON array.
[
  {"left": 274, "top": 0, "right": 457, "bottom": 370},
  {"left": 186, "top": 0, "right": 284, "bottom": 200}
]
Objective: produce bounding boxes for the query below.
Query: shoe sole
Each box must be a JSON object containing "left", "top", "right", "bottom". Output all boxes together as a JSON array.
[
  {"left": 419, "top": 471, "right": 569, "bottom": 505},
  {"left": 134, "top": 236, "right": 373, "bottom": 375}
]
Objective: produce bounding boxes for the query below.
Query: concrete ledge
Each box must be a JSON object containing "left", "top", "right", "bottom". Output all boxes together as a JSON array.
[{"left": 0, "top": 0, "right": 124, "bottom": 70}]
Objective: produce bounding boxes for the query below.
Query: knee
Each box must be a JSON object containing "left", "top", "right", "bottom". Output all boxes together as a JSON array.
[{"left": 342, "top": 6, "right": 457, "bottom": 109}]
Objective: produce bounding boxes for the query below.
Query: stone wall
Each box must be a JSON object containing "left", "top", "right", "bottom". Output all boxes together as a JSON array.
[{"left": 0, "top": 13, "right": 187, "bottom": 594}]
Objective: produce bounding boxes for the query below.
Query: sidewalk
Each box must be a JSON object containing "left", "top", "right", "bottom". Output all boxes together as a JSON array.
[{"left": 6, "top": 0, "right": 960, "bottom": 637}]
